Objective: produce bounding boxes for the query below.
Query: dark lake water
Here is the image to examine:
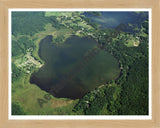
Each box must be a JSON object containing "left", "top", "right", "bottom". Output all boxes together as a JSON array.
[
  {"left": 84, "top": 11, "right": 148, "bottom": 29},
  {"left": 30, "top": 35, "right": 120, "bottom": 99}
]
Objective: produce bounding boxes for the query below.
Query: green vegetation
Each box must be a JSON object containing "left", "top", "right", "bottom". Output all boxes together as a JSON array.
[
  {"left": 12, "top": 63, "right": 22, "bottom": 83},
  {"left": 12, "top": 11, "right": 149, "bottom": 115},
  {"left": 12, "top": 101, "right": 26, "bottom": 115},
  {"left": 46, "top": 11, "right": 72, "bottom": 17},
  {"left": 88, "top": 12, "right": 102, "bottom": 16},
  {"left": 12, "top": 12, "right": 49, "bottom": 36},
  {"left": 73, "top": 82, "right": 120, "bottom": 115}
]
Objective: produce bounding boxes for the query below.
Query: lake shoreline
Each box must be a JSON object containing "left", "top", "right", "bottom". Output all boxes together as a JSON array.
[{"left": 30, "top": 35, "right": 121, "bottom": 99}]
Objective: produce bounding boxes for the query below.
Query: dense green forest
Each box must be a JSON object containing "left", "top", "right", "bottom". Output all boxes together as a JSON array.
[
  {"left": 12, "top": 36, "right": 35, "bottom": 56},
  {"left": 12, "top": 12, "right": 49, "bottom": 36},
  {"left": 12, "top": 101, "right": 26, "bottom": 115},
  {"left": 12, "top": 11, "right": 149, "bottom": 115}
]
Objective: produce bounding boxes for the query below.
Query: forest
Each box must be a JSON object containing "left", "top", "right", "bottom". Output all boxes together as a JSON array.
[{"left": 12, "top": 12, "right": 49, "bottom": 36}]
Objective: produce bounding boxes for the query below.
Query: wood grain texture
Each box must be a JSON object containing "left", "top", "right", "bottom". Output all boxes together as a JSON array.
[{"left": 0, "top": 0, "right": 160, "bottom": 127}]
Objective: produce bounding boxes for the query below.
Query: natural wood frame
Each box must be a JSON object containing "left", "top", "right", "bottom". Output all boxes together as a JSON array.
[{"left": 0, "top": 0, "right": 160, "bottom": 127}]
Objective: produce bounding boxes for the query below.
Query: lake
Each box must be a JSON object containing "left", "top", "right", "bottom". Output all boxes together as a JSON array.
[
  {"left": 84, "top": 11, "right": 148, "bottom": 29},
  {"left": 30, "top": 35, "right": 120, "bottom": 99}
]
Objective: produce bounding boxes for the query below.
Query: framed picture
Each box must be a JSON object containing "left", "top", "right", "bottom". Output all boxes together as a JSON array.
[{"left": 0, "top": 0, "right": 160, "bottom": 128}]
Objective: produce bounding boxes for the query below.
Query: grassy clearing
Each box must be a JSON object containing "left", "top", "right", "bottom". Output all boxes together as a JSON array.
[
  {"left": 45, "top": 11, "right": 84, "bottom": 17},
  {"left": 124, "top": 40, "right": 140, "bottom": 47},
  {"left": 12, "top": 73, "right": 78, "bottom": 115},
  {"left": 125, "top": 40, "right": 134, "bottom": 47},
  {"left": 45, "top": 12, "right": 72, "bottom": 17},
  {"left": 12, "top": 55, "right": 77, "bottom": 115}
]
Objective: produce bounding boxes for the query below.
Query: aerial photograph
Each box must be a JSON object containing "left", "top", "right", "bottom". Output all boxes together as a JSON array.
[{"left": 11, "top": 10, "right": 149, "bottom": 115}]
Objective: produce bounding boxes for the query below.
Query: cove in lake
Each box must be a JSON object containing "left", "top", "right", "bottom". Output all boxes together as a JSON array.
[{"left": 30, "top": 35, "right": 120, "bottom": 99}]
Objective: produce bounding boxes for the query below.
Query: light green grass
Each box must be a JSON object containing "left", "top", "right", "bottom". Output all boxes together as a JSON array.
[
  {"left": 12, "top": 74, "right": 78, "bottom": 115},
  {"left": 12, "top": 67, "right": 78, "bottom": 115},
  {"left": 125, "top": 40, "right": 134, "bottom": 47},
  {"left": 45, "top": 12, "right": 72, "bottom": 17}
]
